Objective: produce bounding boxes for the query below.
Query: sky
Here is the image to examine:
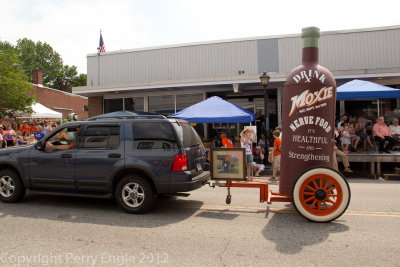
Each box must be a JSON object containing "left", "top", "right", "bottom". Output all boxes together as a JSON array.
[{"left": 1, "top": 0, "right": 399, "bottom": 74}]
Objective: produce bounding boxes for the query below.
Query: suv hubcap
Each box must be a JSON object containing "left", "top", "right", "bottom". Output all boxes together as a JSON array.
[
  {"left": 122, "top": 182, "right": 145, "bottom": 208},
  {"left": 0, "top": 176, "right": 15, "bottom": 198}
]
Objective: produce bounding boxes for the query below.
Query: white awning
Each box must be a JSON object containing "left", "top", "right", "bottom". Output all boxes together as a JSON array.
[{"left": 17, "top": 103, "right": 62, "bottom": 119}]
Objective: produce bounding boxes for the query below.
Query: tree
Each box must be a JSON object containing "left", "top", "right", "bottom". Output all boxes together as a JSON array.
[
  {"left": 54, "top": 65, "right": 78, "bottom": 92},
  {"left": 0, "top": 41, "right": 36, "bottom": 117},
  {"left": 53, "top": 65, "right": 87, "bottom": 92},
  {"left": 72, "top": 73, "right": 87, "bottom": 87},
  {"left": 16, "top": 38, "right": 86, "bottom": 92},
  {"left": 16, "top": 38, "right": 64, "bottom": 87}
]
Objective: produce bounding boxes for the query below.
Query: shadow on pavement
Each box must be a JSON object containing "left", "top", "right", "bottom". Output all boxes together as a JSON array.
[
  {"left": 195, "top": 211, "right": 239, "bottom": 220},
  {"left": 0, "top": 194, "right": 203, "bottom": 228},
  {"left": 262, "top": 212, "right": 349, "bottom": 254}
]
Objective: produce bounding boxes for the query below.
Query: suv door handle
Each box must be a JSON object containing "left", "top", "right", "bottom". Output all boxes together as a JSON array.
[
  {"left": 108, "top": 153, "right": 121, "bottom": 158},
  {"left": 61, "top": 153, "right": 72, "bottom": 158}
]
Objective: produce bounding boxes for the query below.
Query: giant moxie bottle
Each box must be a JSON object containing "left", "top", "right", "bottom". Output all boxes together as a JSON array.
[{"left": 279, "top": 27, "right": 337, "bottom": 196}]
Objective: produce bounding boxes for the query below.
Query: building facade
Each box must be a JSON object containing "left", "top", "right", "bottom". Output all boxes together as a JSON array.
[
  {"left": 31, "top": 70, "right": 88, "bottom": 120},
  {"left": 73, "top": 26, "right": 400, "bottom": 138}
]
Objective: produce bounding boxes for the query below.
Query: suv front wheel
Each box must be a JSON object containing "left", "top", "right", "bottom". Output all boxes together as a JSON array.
[
  {"left": 0, "top": 169, "right": 25, "bottom": 203},
  {"left": 115, "top": 175, "right": 155, "bottom": 214}
]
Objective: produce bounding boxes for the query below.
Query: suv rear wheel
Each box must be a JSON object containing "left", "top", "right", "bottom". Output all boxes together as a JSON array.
[
  {"left": 0, "top": 169, "right": 25, "bottom": 203},
  {"left": 115, "top": 175, "right": 155, "bottom": 214}
]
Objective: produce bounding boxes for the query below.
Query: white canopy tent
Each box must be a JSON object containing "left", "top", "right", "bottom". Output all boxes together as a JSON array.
[{"left": 17, "top": 103, "right": 62, "bottom": 119}]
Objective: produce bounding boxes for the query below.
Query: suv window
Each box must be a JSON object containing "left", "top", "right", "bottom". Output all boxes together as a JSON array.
[
  {"left": 80, "top": 125, "right": 120, "bottom": 149},
  {"left": 48, "top": 126, "right": 80, "bottom": 148},
  {"left": 132, "top": 122, "right": 177, "bottom": 150},
  {"left": 172, "top": 122, "right": 201, "bottom": 148}
]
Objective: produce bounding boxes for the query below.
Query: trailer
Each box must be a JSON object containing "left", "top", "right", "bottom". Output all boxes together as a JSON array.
[{"left": 209, "top": 165, "right": 350, "bottom": 223}]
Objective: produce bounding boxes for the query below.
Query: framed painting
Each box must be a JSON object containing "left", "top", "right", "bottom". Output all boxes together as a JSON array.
[{"left": 210, "top": 148, "right": 246, "bottom": 180}]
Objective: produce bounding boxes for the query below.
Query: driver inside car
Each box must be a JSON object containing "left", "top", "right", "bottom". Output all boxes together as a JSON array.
[{"left": 46, "top": 127, "right": 79, "bottom": 150}]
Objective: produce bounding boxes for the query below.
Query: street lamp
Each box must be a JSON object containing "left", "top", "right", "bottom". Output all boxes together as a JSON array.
[{"left": 259, "top": 72, "right": 270, "bottom": 133}]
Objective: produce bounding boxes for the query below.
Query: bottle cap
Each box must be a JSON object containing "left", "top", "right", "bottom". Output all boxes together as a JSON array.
[{"left": 302, "top": 27, "right": 320, "bottom": 48}]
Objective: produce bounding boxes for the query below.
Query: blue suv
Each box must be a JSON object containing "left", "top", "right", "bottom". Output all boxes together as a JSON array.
[{"left": 0, "top": 115, "right": 210, "bottom": 213}]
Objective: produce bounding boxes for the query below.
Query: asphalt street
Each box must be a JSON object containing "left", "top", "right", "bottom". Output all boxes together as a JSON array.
[{"left": 0, "top": 178, "right": 399, "bottom": 266}]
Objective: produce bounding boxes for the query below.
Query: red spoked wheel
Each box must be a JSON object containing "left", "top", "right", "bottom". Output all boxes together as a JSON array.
[{"left": 292, "top": 166, "right": 350, "bottom": 222}]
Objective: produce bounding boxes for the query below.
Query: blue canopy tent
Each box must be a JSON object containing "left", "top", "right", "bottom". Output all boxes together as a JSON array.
[
  {"left": 337, "top": 79, "right": 400, "bottom": 115},
  {"left": 168, "top": 96, "right": 255, "bottom": 123},
  {"left": 337, "top": 79, "right": 400, "bottom": 100}
]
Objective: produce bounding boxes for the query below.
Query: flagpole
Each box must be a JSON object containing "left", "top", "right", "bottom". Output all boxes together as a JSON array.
[{"left": 98, "top": 29, "right": 101, "bottom": 86}]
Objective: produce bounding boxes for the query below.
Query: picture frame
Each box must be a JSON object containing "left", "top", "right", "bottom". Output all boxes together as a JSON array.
[{"left": 210, "top": 148, "right": 246, "bottom": 180}]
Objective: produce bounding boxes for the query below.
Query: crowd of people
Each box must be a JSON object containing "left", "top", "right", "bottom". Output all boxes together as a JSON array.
[
  {"left": 0, "top": 119, "right": 60, "bottom": 149},
  {"left": 208, "top": 113, "right": 400, "bottom": 180},
  {"left": 336, "top": 114, "right": 399, "bottom": 154}
]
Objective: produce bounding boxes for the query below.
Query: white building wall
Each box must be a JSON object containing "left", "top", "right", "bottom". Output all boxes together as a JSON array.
[
  {"left": 278, "top": 27, "right": 400, "bottom": 73},
  {"left": 87, "top": 41, "right": 259, "bottom": 88},
  {"left": 82, "top": 26, "right": 400, "bottom": 93}
]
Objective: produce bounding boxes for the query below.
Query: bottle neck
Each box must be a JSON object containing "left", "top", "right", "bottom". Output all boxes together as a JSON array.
[{"left": 302, "top": 47, "right": 319, "bottom": 65}]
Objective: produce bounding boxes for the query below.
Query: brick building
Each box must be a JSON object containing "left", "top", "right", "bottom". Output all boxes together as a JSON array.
[{"left": 30, "top": 70, "right": 88, "bottom": 120}]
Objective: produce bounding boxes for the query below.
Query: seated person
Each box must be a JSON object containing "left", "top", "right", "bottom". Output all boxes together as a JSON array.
[
  {"left": 355, "top": 116, "right": 374, "bottom": 150},
  {"left": 210, "top": 135, "right": 221, "bottom": 148},
  {"left": 348, "top": 122, "right": 360, "bottom": 151},
  {"left": 46, "top": 127, "right": 79, "bottom": 150},
  {"left": 373, "top": 116, "right": 396, "bottom": 153},
  {"left": 337, "top": 114, "right": 349, "bottom": 132},
  {"left": 18, "top": 131, "right": 30, "bottom": 145},
  {"left": 333, "top": 129, "right": 353, "bottom": 173},
  {"left": 251, "top": 146, "right": 265, "bottom": 177},
  {"left": 389, "top": 118, "right": 400, "bottom": 141}
]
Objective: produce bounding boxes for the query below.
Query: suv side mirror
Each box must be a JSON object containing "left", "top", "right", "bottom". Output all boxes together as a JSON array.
[{"left": 35, "top": 142, "right": 45, "bottom": 151}]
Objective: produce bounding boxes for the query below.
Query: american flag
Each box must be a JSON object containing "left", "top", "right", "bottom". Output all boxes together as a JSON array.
[{"left": 98, "top": 32, "right": 106, "bottom": 53}]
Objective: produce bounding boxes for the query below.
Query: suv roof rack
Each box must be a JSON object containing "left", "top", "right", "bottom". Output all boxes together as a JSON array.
[{"left": 86, "top": 115, "right": 167, "bottom": 121}]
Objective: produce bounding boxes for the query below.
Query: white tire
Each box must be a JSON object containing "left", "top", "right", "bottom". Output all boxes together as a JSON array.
[{"left": 292, "top": 166, "right": 350, "bottom": 222}]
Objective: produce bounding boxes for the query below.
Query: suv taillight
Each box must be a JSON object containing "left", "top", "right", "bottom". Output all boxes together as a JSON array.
[{"left": 172, "top": 154, "right": 188, "bottom": 171}]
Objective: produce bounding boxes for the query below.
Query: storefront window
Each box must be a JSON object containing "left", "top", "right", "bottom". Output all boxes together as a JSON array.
[
  {"left": 124, "top": 97, "right": 144, "bottom": 111},
  {"left": 149, "top": 95, "right": 175, "bottom": 115},
  {"left": 228, "top": 98, "right": 255, "bottom": 113},
  {"left": 104, "top": 98, "right": 123, "bottom": 113},
  {"left": 255, "top": 97, "right": 276, "bottom": 118},
  {"left": 176, "top": 94, "right": 203, "bottom": 111},
  {"left": 104, "top": 97, "right": 144, "bottom": 113},
  {"left": 340, "top": 99, "right": 398, "bottom": 124}
]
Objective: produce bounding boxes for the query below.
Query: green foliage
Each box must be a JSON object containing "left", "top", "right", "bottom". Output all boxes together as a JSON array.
[
  {"left": 0, "top": 41, "right": 36, "bottom": 117},
  {"left": 15, "top": 38, "right": 86, "bottom": 91},
  {"left": 72, "top": 73, "right": 87, "bottom": 87},
  {"left": 16, "top": 38, "right": 63, "bottom": 87},
  {"left": 54, "top": 65, "right": 78, "bottom": 91}
]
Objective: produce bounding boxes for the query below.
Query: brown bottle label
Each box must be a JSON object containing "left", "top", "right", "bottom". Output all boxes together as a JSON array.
[{"left": 279, "top": 66, "right": 336, "bottom": 196}]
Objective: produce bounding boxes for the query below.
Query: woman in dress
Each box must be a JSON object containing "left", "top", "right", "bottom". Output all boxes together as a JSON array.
[{"left": 2, "top": 125, "right": 16, "bottom": 147}]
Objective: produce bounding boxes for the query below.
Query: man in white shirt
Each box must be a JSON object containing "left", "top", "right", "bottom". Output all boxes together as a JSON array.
[
  {"left": 389, "top": 118, "right": 400, "bottom": 141},
  {"left": 337, "top": 114, "right": 349, "bottom": 131}
]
